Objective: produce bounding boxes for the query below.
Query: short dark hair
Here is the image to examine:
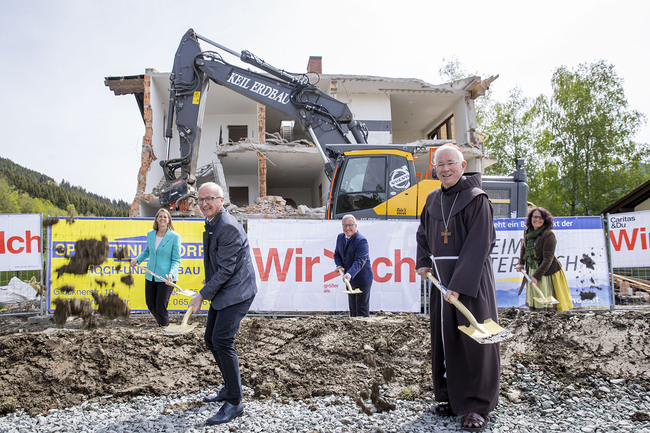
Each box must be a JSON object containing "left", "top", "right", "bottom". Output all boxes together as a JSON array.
[{"left": 526, "top": 206, "right": 553, "bottom": 230}]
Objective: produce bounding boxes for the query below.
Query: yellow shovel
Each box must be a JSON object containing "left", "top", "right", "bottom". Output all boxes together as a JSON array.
[
  {"left": 134, "top": 264, "right": 198, "bottom": 297},
  {"left": 164, "top": 305, "right": 198, "bottom": 334},
  {"left": 426, "top": 272, "right": 513, "bottom": 344},
  {"left": 519, "top": 269, "right": 559, "bottom": 305},
  {"left": 338, "top": 269, "right": 362, "bottom": 294}
]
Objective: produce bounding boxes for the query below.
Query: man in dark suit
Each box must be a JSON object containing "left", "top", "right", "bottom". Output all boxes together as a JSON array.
[
  {"left": 334, "top": 215, "right": 373, "bottom": 317},
  {"left": 189, "top": 182, "right": 257, "bottom": 425}
]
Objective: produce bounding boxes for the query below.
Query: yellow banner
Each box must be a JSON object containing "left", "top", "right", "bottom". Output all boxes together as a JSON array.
[{"left": 47, "top": 217, "right": 210, "bottom": 313}]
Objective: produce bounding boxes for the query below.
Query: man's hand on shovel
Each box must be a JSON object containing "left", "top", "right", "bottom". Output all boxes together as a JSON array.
[
  {"left": 417, "top": 267, "right": 459, "bottom": 304},
  {"left": 337, "top": 268, "right": 361, "bottom": 294},
  {"left": 188, "top": 293, "right": 204, "bottom": 315}
]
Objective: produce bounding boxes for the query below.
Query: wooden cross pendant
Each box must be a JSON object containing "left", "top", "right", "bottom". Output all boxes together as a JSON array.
[{"left": 441, "top": 228, "right": 451, "bottom": 244}]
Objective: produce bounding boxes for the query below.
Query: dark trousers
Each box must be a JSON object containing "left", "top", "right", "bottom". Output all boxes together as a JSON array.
[
  {"left": 348, "top": 282, "right": 372, "bottom": 317},
  {"left": 204, "top": 297, "right": 254, "bottom": 405},
  {"left": 144, "top": 279, "right": 174, "bottom": 326}
]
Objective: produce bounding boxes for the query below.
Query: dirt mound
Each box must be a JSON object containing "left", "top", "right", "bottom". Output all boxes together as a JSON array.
[
  {"left": 498, "top": 308, "right": 650, "bottom": 385},
  {"left": 0, "top": 309, "right": 648, "bottom": 417}
]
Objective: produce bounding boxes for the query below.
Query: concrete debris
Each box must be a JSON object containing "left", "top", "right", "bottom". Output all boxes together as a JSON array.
[
  {"left": 229, "top": 196, "right": 325, "bottom": 219},
  {"left": 263, "top": 132, "right": 313, "bottom": 147}
]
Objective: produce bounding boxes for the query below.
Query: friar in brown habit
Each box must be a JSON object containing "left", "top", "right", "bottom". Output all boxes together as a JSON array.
[{"left": 416, "top": 144, "right": 499, "bottom": 432}]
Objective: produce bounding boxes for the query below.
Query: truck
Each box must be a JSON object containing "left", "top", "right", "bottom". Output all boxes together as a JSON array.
[{"left": 160, "top": 29, "right": 528, "bottom": 219}]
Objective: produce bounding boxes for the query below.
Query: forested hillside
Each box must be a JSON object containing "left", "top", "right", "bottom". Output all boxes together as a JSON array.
[{"left": 0, "top": 157, "right": 129, "bottom": 217}]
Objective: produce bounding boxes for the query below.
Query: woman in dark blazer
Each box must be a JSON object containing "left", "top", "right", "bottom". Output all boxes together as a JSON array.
[
  {"left": 516, "top": 207, "right": 573, "bottom": 312},
  {"left": 131, "top": 208, "right": 182, "bottom": 326}
]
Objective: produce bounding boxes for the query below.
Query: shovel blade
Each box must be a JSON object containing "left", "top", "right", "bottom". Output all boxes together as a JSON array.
[
  {"left": 163, "top": 306, "right": 197, "bottom": 335},
  {"left": 534, "top": 296, "right": 559, "bottom": 305},
  {"left": 342, "top": 289, "right": 363, "bottom": 294},
  {"left": 458, "top": 319, "right": 514, "bottom": 344},
  {"left": 164, "top": 322, "right": 198, "bottom": 335}
]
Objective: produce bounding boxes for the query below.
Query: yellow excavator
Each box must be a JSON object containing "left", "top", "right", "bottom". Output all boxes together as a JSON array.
[{"left": 161, "top": 29, "right": 528, "bottom": 219}]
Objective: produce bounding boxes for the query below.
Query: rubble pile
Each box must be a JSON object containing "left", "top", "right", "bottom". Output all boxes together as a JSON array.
[
  {"left": 229, "top": 196, "right": 326, "bottom": 219},
  {"left": 263, "top": 132, "right": 313, "bottom": 146},
  {"left": 613, "top": 274, "right": 650, "bottom": 305}
]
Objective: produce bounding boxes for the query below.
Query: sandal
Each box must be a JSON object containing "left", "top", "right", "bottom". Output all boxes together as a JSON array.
[
  {"left": 461, "top": 412, "right": 486, "bottom": 432},
  {"left": 433, "top": 402, "right": 454, "bottom": 416}
]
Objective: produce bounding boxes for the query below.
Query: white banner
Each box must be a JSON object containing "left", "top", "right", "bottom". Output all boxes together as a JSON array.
[
  {"left": 607, "top": 210, "right": 650, "bottom": 267},
  {"left": 0, "top": 214, "right": 42, "bottom": 271},
  {"left": 493, "top": 217, "right": 611, "bottom": 308},
  {"left": 42, "top": 216, "right": 612, "bottom": 312},
  {"left": 247, "top": 217, "right": 612, "bottom": 312},
  {"left": 248, "top": 220, "right": 421, "bottom": 312}
]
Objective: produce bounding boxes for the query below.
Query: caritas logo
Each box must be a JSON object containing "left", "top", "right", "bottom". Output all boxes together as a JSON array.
[{"left": 0, "top": 230, "right": 41, "bottom": 254}]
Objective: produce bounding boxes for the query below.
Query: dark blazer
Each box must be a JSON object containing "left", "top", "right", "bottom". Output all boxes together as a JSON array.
[
  {"left": 201, "top": 209, "right": 257, "bottom": 310},
  {"left": 334, "top": 232, "right": 373, "bottom": 287},
  {"left": 136, "top": 229, "right": 181, "bottom": 282},
  {"left": 518, "top": 228, "right": 562, "bottom": 281}
]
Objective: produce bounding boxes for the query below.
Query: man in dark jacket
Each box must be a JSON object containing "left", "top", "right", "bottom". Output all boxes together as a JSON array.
[
  {"left": 189, "top": 182, "right": 257, "bottom": 425},
  {"left": 334, "top": 215, "right": 373, "bottom": 317}
]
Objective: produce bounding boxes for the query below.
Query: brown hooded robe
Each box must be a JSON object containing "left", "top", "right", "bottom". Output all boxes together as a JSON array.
[{"left": 416, "top": 173, "right": 500, "bottom": 415}]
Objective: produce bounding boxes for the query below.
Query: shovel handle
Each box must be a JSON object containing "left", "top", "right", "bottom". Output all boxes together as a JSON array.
[
  {"left": 518, "top": 269, "right": 547, "bottom": 299},
  {"left": 134, "top": 264, "right": 182, "bottom": 290},
  {"left": 426, "top": 272, "right": 486, "bottom": 334},
  {"left": 338, "top": 269, "right": 354, "bottom": 292},
  {"left": 181, "top": 305, "right": 195, "bottom": 326}
]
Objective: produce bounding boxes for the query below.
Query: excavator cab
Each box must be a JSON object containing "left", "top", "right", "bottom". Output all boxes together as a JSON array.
[{"left": 327, "top": 145, "right": 437, "bottom": 220}]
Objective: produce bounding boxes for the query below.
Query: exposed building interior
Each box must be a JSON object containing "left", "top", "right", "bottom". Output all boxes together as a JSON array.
[{"left": 105, "top": 54, "right": 496, "bottom": 218}]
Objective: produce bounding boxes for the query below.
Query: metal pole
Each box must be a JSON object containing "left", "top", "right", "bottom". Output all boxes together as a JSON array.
[
  {"left": 40, "top": 213, "right": 46, "bottom": 316},
  {"left": 604, "top": 213, "right": 616, "bottom": 312},
  {"left": 194, "top": 33, "right": 240, "bottom": 57}
]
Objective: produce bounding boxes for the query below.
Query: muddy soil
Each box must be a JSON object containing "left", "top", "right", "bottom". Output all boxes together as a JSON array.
[
  {"left": 55, "top": 236, "right": 109, "bottom": 277},
  {"left": 0, "top": 307, "right": 648, "bottom": 417}
]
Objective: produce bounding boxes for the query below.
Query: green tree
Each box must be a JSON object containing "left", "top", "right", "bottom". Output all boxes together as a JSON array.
[
  {"left": 438, "top": 57, "right": 473, "bottom": 82},
  {"left": 0, "top": 176, "right": 20, "bottom": 213},
  {"left": 536, "top": 60, "right": 648, "bottom": 216},
  {"left": 482, "top": 87, "right": 539, "bottom": 177}
]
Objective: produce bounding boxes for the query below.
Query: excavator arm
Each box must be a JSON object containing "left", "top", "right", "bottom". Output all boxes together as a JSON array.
[{"left": 159, "top": 29, "right": 368, "bottom": 210}]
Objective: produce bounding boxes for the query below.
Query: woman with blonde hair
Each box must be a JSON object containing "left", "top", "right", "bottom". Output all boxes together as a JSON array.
[{"left": 131, "top": 208, "right": 182, "bottom": 326}]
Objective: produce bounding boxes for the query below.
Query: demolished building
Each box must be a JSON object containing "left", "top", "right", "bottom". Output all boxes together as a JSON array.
[{"left": 105, "top": 54, "right": 498, "bottom": 218}]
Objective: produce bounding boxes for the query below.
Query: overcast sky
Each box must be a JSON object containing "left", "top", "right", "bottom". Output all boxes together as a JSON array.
[{"left": 1, "top": 0, "right": 648, "bottom": 203}]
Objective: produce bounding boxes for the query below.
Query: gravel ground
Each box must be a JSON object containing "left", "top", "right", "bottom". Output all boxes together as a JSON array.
[
  {"left": 1, "top": 367, "right": 649, "bottom": 433},
  {"left": 2, "top": 308, "right": 650, "bottom": 432}
]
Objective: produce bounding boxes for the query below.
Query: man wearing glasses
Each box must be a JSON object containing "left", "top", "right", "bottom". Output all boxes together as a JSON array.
[
  {"left": 334, "top": 214, "right": 373, "bottom": 317},
  {"left": 189, "top": 182, "right": 257, "bottom": 425},
  {"left": 415, "top": 144, "right": 499, "bottom": 432}
]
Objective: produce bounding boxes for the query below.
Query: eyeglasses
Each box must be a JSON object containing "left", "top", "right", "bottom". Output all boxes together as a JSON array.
[
  {"left": 342, "top": 223, "right": 356, "bottom": 228},
  {"left": 197, "top": 196, "right": 222, "bottom": 204},
  {"left": 435, "top": 161, "right": 459, "bottom": 170}
]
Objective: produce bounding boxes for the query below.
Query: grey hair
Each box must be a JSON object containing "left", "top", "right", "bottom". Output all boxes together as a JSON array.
[
  {"left": 434, "top": 143, "right": 465, "bottom": 164},
  {"left": 342, "top": 214, "right": 357, "bottom": 224},
  {"left": 198, "top": 182, "right": 224, "bottom": 197}
]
